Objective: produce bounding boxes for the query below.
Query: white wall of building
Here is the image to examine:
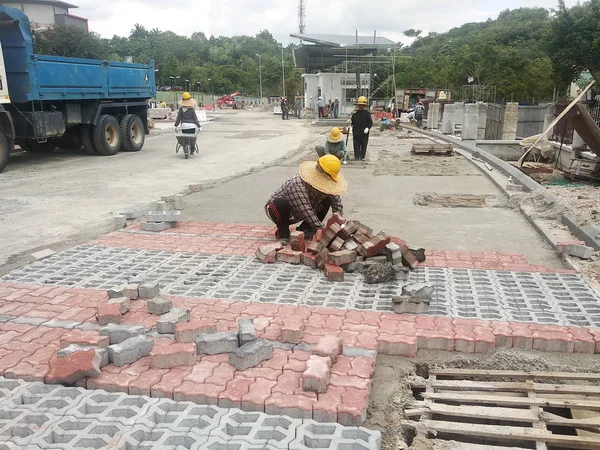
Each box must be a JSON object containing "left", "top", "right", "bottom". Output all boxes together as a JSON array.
[
  {"left": 302, "top": 72, "right": 370, "bottom": 116},
  {"left": 22, "top": 3, "right": 55, "bottom": 25}
]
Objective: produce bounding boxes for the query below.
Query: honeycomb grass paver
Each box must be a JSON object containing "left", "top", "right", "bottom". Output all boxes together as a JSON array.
[
  {"left": 0, "top": 377, "right": 382, "bottom": 449},
  {"left": 2, "top": 245, "right": 598, "bottom": 327}
]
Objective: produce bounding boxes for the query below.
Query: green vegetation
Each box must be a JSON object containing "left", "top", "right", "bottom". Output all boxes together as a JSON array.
[{"left": 33, "top": 1, "right": 600, "bottom": 102}]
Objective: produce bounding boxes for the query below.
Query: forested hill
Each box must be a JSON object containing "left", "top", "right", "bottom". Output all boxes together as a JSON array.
[{"left": 395, "top": 8, "right": 556, "bottom": 102}]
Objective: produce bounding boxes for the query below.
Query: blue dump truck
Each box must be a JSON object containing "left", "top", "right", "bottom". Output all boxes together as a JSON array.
[{"left": 0, "top": 6, "right": 156, "bottom": 172}]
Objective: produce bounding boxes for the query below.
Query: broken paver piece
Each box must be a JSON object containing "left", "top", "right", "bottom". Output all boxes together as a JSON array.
[
  {"left": 238, "top": 318, "right": 256, "bottom": 346},
  {"left": 408, "top": 247, "right": 426, "bottom": 263},
  {"left": 138, "top": 282, "right": 160, "bottom": 299},
  {"left": 46, "top": 349, "right": 101, "bottom": 385},
  {"left": 99, "top": 324, "right": 146, "bottom": 344},
  {"left": 108, "top": 335, "right": 154, "bottom": 367},
  {"left": 290, "top": 231, "right": 306, "bottom": 252},
  {"left": 196, "top": 331, "right": 238, "bottom": 355},
  {"left": 57, "top": 345, "right": 109, "bottom": 368},
  {"left": 123, "top": 284, "right": 139, "bottom": 300},
  {"left": 306, "top": 241, "right": 325, "bottom": 254},
  {"left": 256, "top": 242, "right": 283, "bottom": 264},
  {"left": 106, "top": 288, "right": 125, "bottom": 299},
  {"left": 363, "top": 262, "right": 396, "bottom": 284},
  {"left": 175, "top": 320, "right": 217, "bottom": 343},
  {"left": 302, "top": 355, "right": 332, "bottom": 393},
  {"left": 276, "top": 249, "right": 303, "bottom": 264},
  {"left": 151, "top": 343, "right": 196, "bottom": 369},
  {"left": 313, "top": 335, "right": 343, "bottom": 363},
  {"left": 147, "top": 297, "right": 172, "bottom": 315},
  {"left": 327, "top": 250, "right": 357, "bottom": 266},
  {"left": 108, "top": 296, "right": 130, "bottom": 314},
  {"left": 402, "top": 282, "right": 435, "bottom": 300},
  {"left": 229, "top": 339, "right": 273, "bottom": 370},
  {"left": 392, "top": 295, "right": 430, "bottom": 314},
  {"left": 157, "top": 308, "right": 190, "bottom": 334},
  {"left": 324, "top": 264, "right": 344, "bottom": 282},
  {"left": 97, "top": 304, "right": 121, "bottom": 326}
]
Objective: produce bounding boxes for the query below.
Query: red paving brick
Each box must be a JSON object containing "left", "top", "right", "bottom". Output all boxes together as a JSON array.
[{"left": 0, "top": 221, "right": 593, "bottom": 425}]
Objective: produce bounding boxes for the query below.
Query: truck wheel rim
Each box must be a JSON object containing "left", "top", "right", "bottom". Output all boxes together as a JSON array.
[
  {"left": 131, "top": 122, "right": 143, "bottom": 144},
  {"left": 106, "top": 125, "right": 118, "bottom": 147}
]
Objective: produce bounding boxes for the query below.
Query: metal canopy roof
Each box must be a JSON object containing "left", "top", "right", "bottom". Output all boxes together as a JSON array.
[
  {"left": 290, "top": 33, "right": 396, "bottom": 48},
  {"left": 1, "top": 0, "right": 78, "bottom": 9},
  {"left": 291, "top": 33, "right": 397, "bottom": 71}
]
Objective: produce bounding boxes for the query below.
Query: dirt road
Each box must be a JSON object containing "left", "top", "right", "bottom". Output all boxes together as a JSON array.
[{"left": 0, "top": 110, "right": 309, "bottom": 271}]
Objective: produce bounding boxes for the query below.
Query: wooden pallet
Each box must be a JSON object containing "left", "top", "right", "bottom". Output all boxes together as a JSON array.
[
  {"left": 404, "top": 369, "right": 600, "bottom": 450},
  {"left": 411, "top": 143, "right": 454, "bottom": 155}
]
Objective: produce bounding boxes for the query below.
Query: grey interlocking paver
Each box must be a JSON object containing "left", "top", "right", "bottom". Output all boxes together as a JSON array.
[
  {"left": 0, "top": 378, "right": 381, "bottom": 449},
  {"left": 3, "top": 245, "right": 600, "bottom": 327}
]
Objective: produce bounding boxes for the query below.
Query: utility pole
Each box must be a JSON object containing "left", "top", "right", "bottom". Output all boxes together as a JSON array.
[
  {"left": 281, "top": 45, "right": 286, "bottom": 97},
  {"left": 256, "top": 54, "right": 262, "bottom": 104}
]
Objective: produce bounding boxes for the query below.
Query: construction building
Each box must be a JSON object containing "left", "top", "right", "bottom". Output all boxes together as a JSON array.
[{"left": 0, "top": 0, "right": 88, "bottom": 31}]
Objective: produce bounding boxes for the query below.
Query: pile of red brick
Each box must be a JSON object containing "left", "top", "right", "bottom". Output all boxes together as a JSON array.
[{"left": 256, "top": 214, "right": 423, "bottom": 282}]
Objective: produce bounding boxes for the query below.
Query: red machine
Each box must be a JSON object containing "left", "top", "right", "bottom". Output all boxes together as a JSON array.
[{"left": 216, "top": 91, "right": 241, "bottom": 109}]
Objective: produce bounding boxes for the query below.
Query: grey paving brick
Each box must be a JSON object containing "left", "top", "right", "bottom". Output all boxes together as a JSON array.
[
  {"left": 138, "top": 282, "right": 160, "bottom": 299},
  {"left": 157, "top": 308, "right": 190, "bottom": 334},
  {"left": 99, "top": 324, "right": 146, "bottom": 345},
  {"left": 141, "top": 221, "right": 173, "bottom": 232},
  {"left": 196, "top": 332, "right": 239, "bottom": 355},
  {"left": 238, "top": 318, "right": 256, "bottom": 347},
  {"left": 108, "top": 336, "right": 154, "bottom": 367},
  {"left": 147, "top": 297, "right": 172, "bottom": 315},
  {"left": 229, "top": 340, "right": 273, "bottom": 371}
]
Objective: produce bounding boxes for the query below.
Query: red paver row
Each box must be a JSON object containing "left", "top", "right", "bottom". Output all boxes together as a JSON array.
[
  {"left": 91, "top": 223, "right": 575, "bottom": 273},
  {"left": 0, "top": 321, "right": 373, "bottom": 425},
  {"left": 0, "top": 282, "right": 597, "bottom": 357}
]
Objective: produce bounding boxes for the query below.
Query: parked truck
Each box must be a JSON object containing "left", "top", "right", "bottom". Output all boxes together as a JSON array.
[{"left": 0, "top": 6, "right": 156, "bottom": 173}]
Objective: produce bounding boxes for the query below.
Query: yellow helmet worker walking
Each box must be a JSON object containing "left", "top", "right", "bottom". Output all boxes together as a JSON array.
[{"left": 351, "top": 96, "right": 372, "bottom": 161}]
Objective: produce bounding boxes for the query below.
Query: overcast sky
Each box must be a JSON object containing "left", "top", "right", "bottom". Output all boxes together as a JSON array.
[{"left": 75, "top": 0, "right": 580, "bottom": 45}]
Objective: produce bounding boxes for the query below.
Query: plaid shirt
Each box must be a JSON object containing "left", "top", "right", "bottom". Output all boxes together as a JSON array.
[{"left": 266, "top": 174, "right": 343, "bottom": 230}]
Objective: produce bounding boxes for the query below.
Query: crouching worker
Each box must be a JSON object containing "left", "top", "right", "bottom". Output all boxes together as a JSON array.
[
  {"left": 265, "top": 155, "right": 347, "bottom": 244},
  {"left": 315, "top": 127, "right": 347, "bottom": 163}
]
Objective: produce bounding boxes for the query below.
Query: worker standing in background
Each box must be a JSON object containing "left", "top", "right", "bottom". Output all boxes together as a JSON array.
[
  {"left": 414, "top": 101, "right": 425, "bottom": 128},
  {"left": 296, "top": 96, "right": 303, "bottom": 119},
  {"left": 265, "top": 155, "right": 347, "bottom": 244},
  {"left": 315, "top": 127, "right": 347, "bottom": 162},
  {"left": 351, "top": 96, "right": 372, "bottom": 161},
  {"left": 317, "top": 96, "right": 324, "bottom": 118},
  {"left": 280, "top": 97, "right": 287, "bottom": 120},
  {"left": 333, "top": 98, "right": 340, "bottom": 118}
]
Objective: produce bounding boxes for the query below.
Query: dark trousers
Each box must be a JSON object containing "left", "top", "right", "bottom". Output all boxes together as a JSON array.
[
  {"left": 265, "top": 197, "right": 333, "bottom": 239},
  {"left": 415, "top": 114, "right": 423, "bottom": 128},
  {"left": 318, "top": 107, "right": 324, "bottom": 118},
  {"left": 353, "top": 134, "right": 369, "bottom": 159},
  {"left": 281, "top": 109, "right": 286, "bottom": 120}
]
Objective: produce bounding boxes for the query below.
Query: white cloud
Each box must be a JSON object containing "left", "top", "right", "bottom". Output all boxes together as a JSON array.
[{"left": 75, "top": 0, "right": 580, "bottom": 45}]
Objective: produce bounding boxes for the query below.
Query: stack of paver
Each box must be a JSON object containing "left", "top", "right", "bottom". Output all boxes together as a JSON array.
[
  {"left": 141, "top": 200, "right": 181, "bottom": 232},
  {"left": 256, "top": 213, "right": 425, "bottom": 284}
]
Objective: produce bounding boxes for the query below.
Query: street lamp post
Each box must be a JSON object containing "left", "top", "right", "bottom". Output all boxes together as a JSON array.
[
  {"left": 196, "top": 82, "right": 203, "bottom": 105},
  {"left": 208, "top": 78, "right": 214, "bottom": 110},
  {"left": 255, "top": 53, "right": 262, "bottom": 104},
  {"left": 280, "top": 45, "right": 285, "bottom": 98},
  {"left": 169, "top": 75, "right": 180, "bottom": 102},
  {"left": 185, "top": 79, "right": 190, "bottom": 92}
]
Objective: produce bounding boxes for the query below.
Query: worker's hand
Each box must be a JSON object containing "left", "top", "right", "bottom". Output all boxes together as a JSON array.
[
  {"left": 313, "top": 229, "right": 323, "bottom": 242},
  {"left": 364, "top": 127, "right": 370, "bottom": 135}
]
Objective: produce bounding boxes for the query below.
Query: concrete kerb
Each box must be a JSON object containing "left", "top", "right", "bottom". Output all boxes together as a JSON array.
[{"left": 398, "top": 124, "right": 600, "bottom": 253}]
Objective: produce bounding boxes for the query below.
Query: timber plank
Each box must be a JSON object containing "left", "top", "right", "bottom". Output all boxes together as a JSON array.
[
  {"left": 431, "top": 369, "right": 600, "bottom": 381},
  {"left": 431, "top": 380, "right": 600, "bottom": 395}
]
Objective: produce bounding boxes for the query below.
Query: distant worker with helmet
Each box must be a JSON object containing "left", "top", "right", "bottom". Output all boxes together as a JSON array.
[
  {"left": 315, "top": 127, "right": 347, "bottom": 163},
  {"left": 414, "top": 101, "right": 425, "bottom": 128},
  {"left": 174, "top": 92, "right": 200, "bottom": 134},
  {"left": 350, "top": 96, "right": 373, "bottom": 161},
  {"left": 265, "top": 155, "right": 347, "bottom": 244}
]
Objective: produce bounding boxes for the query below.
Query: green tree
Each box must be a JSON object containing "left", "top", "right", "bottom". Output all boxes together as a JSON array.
[
  {"left": 35, "top": 25, "right": 109, "bottom": 59},
  {"left": 546, "top": 0, "right": 600, "bottom": 86}
]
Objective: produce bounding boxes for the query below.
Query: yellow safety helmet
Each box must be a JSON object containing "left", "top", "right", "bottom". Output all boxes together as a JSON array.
[
  {"left": 328, "top": 127, "right": 343, "bottom": 143},
  {"left": 317, "top": 154, "right": 342, "bottom": 182},
  {"left": 182, "top": 92, "right": 191, "bottom": 100},
  {"left": 356, "top": 96, "right": 368, "bottom": 105}
]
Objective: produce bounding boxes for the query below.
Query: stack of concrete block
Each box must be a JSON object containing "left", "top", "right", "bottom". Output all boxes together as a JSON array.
[
  {"left": 255, "top": 213, "right": 426, "bottom": 284},
  {"left": 392, "top": 282, "right": 435, "bottom": 314},
  {"left": 141, "top": 200, "right": 181, "bottom": 232}
]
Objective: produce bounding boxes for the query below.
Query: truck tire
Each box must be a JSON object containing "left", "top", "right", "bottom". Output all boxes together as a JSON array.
[
  {"left": 80, "top": 125, "right": 99, "bottom": 155},
  {"left": 18, "top": 140, "right": 56, "bottom": 153},
  {"left": 93, "top": 115, "right": 121, "bottom": 156},
  {"left": 0, "top": 133, "right": 9, "bottom": 173},
  {"left": 120, "top": 114, "right": 144, "bottom": 152}
]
